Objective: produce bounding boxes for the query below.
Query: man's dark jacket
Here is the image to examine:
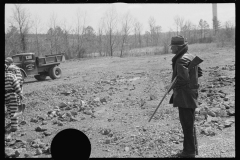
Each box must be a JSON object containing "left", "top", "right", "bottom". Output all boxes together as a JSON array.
[{"left": 169, "top": 45, "right": 202, "bottom": 108}]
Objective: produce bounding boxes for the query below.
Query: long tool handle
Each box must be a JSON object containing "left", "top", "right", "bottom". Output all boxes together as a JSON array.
[
  {"left": 148, "top": 77, "right": 177, "bottom": 122},
  {"left": 194, "top": 123, "right": 198, "bottom": 155}
]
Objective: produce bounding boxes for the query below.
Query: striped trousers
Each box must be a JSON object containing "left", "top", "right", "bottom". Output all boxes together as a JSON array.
[{"left": 5, "top": 93, "right": 21, "bottom": 129}]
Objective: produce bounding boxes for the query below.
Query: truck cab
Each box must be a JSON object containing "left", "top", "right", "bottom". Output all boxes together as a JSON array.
[{"left": 12, "top": 53, "right": 38, "bottom": 76}]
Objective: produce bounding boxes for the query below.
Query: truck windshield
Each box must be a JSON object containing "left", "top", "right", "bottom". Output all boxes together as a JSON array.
[{"left": 12, "top": 56, "right": 22, "bottom": 63}]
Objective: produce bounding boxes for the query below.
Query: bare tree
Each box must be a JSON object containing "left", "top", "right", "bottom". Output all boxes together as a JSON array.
[
  {"left": 174, "top": 16, "right": 184, "bottom": 35},
  {"left": 33, "top": 14, "right": 41, "bottom": 56},
  {"left": 148, "top": 16, "right": 156, "bottom": 46},
  {"left": 119, "top": 12, "right": 133, "bottom": 57},
  {"left": 203, "top": 20, "right": 210, "bottom": 40},
  {"left": 155, "top": 25, "right": 162, "bottom": 46},
  {"left": 47, "top": 13, "right": 56, "bottom": 54},
  {"left": 133, "top": 19, "right": 143, "bottom": 48},
  {"left": 97, "top": 17, "right": 105, "bottom": 56},
  {"left": 162, "top": 28, "right": 173, "bottom": 54},
  {"left": 10, "top": 4, "right": 31, "bottom": 52},
  {"left": 144, "top": 31, "right": 151, "bottom": 47},
  {"left": 103, "top": 6, "right": 118, "bottom": 57},
  {"left": 74, "top": 9, "right": 87, "bottom": 58},
  {"left": 61, "top": 19, "right": 71, "bottom": 59},
  {"left": 224, "top": 20, "right": 235, "bottom": 43},
  {"left": 5, "top": 25, "right": 20, "bottom": 56},
  {"left": 191, "top": 24, "right": 198, "bottom": 43},
  {"left": 50, "top": 13, "right": 59, "bottom": 54}
]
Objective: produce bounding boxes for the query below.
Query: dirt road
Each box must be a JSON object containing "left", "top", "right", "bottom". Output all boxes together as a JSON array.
[{"left": 5, "top": 46, "right": 235, "bottom": 158}]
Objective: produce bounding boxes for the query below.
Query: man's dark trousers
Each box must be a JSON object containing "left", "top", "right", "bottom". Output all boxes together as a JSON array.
[{"left": 178, "top": 107, "right": 196, "bottom": 154}]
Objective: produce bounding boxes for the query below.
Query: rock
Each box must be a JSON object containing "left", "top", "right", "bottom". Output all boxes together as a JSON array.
[
  {"left": 223, "top": 97, "right": 229, "bottom": 101},
  {"left": 52, "top": 120, "right": 58, "bottom": 125},
  {"left": 24, "top": 153, "right": 31, "bottom": 158},
  {"left": 83, "top": 109, "right": 92, "bottom": 115},
  {"left": 210, "top": 108, "right": 222, "bottom": 117},
  {"left": 170, "top": 135, "right": 180, "bottom": 141},
  {"left": 59, "top": 102, "right": 68, "bottom": 108},
  {"left": 149, "top": 94, "right": 156, "bottom": 101},
  {"left": 200, "top": 88, "right": 208, "bottom": 92},
  {"left": 37, "top": 116, "right": 45, "bottom": 121},
  {"left": 32, "top": 143, "right": 39, "bottom": 148},
  {"left": 19, "top": 121, "right": 27, "bottom": 125},
  {"left": 199, "top": 110, "right": 208, "bottom": 116},
  {"left": 6, "top": 134, "right": 12, "bottom": 142},
  {"left": 100, "top": 129, "right": 111, "bottom": 135},
  {"left": 225, "top": 105, "right": 230, "bottom": 109},
  {"left": 51, "top": 110, "right": 57, "bottom": 115},
  {"left": 224, "top": 119, "right": 235, "bottom": 128},
  {"left": 207, "top": 110, "right": 216, "bottom": 117},
  {"left": 195, "top": 108, "right": 201, "bottom": 114},
  {"left": 81, "top": 100, "right": 87, "bottom": 107},
  {"left": 65, "top": 112, "right": 72, "bottom": 117},
  {"left": 218, "top": 110, "right": 228, "bottom": 117},
  {"left": 39, "top": 144, "right": 45, "bottom": 148},
  {"left": 14, "top": 150, "right": 21, "bottom": 157},
  {"left": 70, "top": 111, "right": 78, "bottom": 116},
  {"left": 35, "top": 126, "right": 47, "bottom": 132},
  {"left": 203, "top": 121, "right": 211, "bottom": 127},
  {"left": 104, "top": 139, "right": 111, "bottom": 144},
  {"left": 227, "top": 109, "right": 235, "bottom": 116},
  {"left": 42, "top": 147, "right": 51, "bottom": 154},
  {"left": 56, "top": 112, "right": 64, "bottom": 117},
  {"left": 43, "top": 131, "right": 52, "bottom": 136},
  {"left": 41, "top": 121, "right": 48, "bottom": 125},
  {"left": 200, "top": 127, "right": 216, "bottom": 136},
  {"left": 5, "top": 147, "right": 15, "bottom": 157},
  {"left": 70, "top": 117, "right": 78, "bottom": 122},
  {"left": 195, "top": 115, "right": 205, "bottom": 121},
  {"left": 100, "top": 98, "right": 107, "bottom": 104},
  {"left": 206, "top": 116, "right": 219, "bottom": 123},
  {"left": 30, "top": 118, "right": 38, "bottom": 123},
  {"left": 53, "top": 106, "right": 60, "bottom": 110},
  {"left": 65, "top": 106, "right": 72, "bottom": 110},
  {"left": 58, "top": 122, "right": 63, "bottom": 126},
  {"left": 125, "top": 147, "right": 130, "bottom": 152},
  {"left": 94, "top": 97, "right": 101, "bottom": 102},
  {"left": 81, "top": 117, "right": 85, "bottom": 120},
  {"left": 36, "top": 148, "right": 42, "bottom": 155}
]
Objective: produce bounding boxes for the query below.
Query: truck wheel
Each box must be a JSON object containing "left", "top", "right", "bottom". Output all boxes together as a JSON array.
[
  {"left": 34, "top": 74, "right": 47, "bottom": 81},
  {"left": 49, "top": 66, "right": 62, "bottom": 80}
]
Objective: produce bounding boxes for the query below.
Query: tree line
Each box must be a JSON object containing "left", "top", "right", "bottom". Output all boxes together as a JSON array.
[{"left": 5, "top": 4, "right": 235, "bottom": 59}]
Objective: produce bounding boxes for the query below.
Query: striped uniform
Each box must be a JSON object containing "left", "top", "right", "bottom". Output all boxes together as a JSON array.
[
  {"left": 7, "top": 64, "right": 24, "bottom": 85},
  {"left": 6, "top": 64, "right": 24, "bottom": 99},
  {"left": 5, "top": 72, "right": 23, "bottom": 129}
]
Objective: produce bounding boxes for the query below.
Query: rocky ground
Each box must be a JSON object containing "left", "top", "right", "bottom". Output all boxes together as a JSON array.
[{"left": 5, "top": 46, "right": 235, "bottom": 158}]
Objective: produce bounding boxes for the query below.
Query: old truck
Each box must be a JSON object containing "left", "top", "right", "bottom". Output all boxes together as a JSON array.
[{"left": 11, "top": 53, "right": 65, "bottom": 81}]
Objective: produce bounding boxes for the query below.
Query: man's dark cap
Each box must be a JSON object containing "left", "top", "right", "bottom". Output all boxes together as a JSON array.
[{"left": 169, "top": 35, "right": 188, "bottom": 46}]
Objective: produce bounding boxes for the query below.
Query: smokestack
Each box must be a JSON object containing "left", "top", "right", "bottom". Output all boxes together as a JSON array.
[
  {"left": 212, "top": 4, "right": 217, "bottom": 30},
  {"left": 212, "top": 3, "right": 217, "bottom": 20}
]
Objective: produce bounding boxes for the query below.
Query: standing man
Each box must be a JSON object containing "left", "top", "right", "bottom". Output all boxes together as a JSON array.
[
  {"left": 5, "top": 64, "right": 23, "bottom": 132},
  {"left": 169, "top": 35, "right": 202, "bottom": 158}
]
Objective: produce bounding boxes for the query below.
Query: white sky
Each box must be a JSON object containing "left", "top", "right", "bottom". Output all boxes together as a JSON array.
[{"left": 5, "top": 3, "right": 235, "bottom": 34}]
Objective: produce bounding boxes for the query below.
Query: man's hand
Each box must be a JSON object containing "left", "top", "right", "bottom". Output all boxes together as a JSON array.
[{"left": 19, "top": 94, "right": 23, "bottom": 100}]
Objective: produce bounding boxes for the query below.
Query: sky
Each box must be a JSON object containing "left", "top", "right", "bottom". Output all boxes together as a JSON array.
[{"left": 5, "top": 3, "right": 235, "bottom": 34}]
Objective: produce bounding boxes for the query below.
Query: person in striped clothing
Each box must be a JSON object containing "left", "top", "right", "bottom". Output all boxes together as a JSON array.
[
  {"left": 5, "top": 57, "right": 24, "bottom": 90},
  {"left": 5, "top": 64, "right": 23, "bottom": 132}
]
